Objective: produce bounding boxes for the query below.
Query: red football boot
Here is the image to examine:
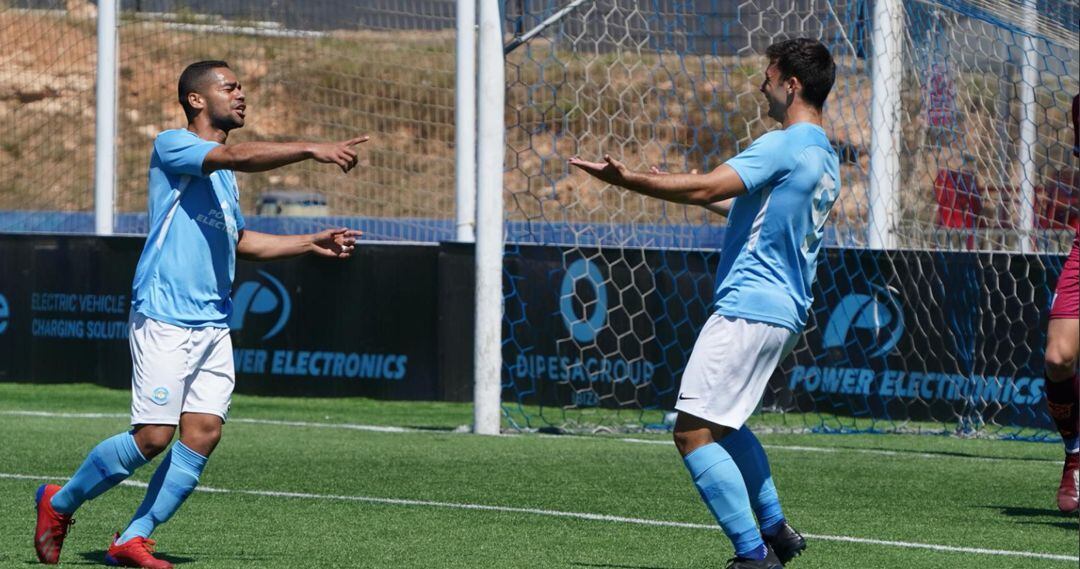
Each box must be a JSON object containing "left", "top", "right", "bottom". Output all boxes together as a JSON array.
[
  {"left": 34, "top": 484, "right": 74, "bottom": 564},
  {"left": 1057, "top": 452, "right": 1079, "bottom": 514},
  {"left": 105, "top": 533, "right": 174, "bottom": 569}
]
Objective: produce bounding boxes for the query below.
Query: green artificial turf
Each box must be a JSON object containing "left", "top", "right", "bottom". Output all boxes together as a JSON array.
[{"left": 0, "top": 383, "right": 1075, "bottom": 568}]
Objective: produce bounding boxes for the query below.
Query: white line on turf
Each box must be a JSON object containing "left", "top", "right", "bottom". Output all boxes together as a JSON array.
[
  {"left": 1, "top": 410, "right": 127, "bottom": 419},
  {"left": 230, "top": 418, "right": 414, "bottom": 433},
  {"left": 0, "top": 409, "right": 1058, "bottom": 465},
  {"left": 3, "top": 472, "right": 1075, "bottom": 563},
  {"left": 618, "top": 437, "right": 1059, "bottom": 464},
  {"left": 0, "top": 410, "right": 415, "bottom": 432}
]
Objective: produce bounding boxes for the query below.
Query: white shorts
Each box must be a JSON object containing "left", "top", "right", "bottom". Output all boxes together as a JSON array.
[
  {"left": 129, "top": 311, "right": 235, "bottom": 425},
  {"left": 675, "top": 314, "right": 797, "bottom": 429}
]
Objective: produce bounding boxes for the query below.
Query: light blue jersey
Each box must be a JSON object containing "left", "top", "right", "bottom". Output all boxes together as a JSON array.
[
  {"left": 714, "top": 122, "right": 840, "bottom": 333},
  {"left": 131, "top": 129, "right": 245, "bottom": 328}
]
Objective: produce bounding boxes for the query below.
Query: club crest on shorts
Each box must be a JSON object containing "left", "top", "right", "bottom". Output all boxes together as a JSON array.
[{"left": 150, "top": 387, "right": 170, "bottom": 406}]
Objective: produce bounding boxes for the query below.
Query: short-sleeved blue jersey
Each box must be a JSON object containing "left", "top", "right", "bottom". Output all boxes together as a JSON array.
[
  {"left": 131, "top": 129, "right": 245, "bottom": 328},
  {"left": 714, "top": 122, "right": 840, "bottom": 333}
]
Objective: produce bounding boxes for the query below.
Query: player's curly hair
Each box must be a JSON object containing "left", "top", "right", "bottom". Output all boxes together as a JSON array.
[
  {"left": 765, "top": 39, "right": 835, "bottom": 110},
  {"left": 178, "top": 60, "right": 230, "bottom": 121}
]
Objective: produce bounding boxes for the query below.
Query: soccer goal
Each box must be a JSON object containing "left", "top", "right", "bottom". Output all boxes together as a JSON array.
[{"left": 489, "top": 0, "right": 1079, "bottom": 437}]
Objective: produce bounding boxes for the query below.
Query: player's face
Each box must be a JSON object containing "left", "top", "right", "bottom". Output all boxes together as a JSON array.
[
  {"left": 201, "top": 68, "right": 246, "bottom": 131},
  {"left": 760, "top": 63, "right": 791, "bottom": 123}
]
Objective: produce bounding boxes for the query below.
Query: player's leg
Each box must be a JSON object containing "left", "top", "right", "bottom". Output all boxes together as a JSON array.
[
  {"left": 717, "top": 333, "right": 804, "bottom": 562},
  {"left": 1045, "top": 236, "right": 1079, "bottom": 513},
  {"left": 720, "top": 333, "right": 797, "bottom": 535},
  {"left": 45, "top": 428, "right": 162, "bottom": 516},
  {"left": 110, "top": 326, "right": 232, "bottom": 568},
  {"left": 674, "top": 412, "right": 774, "bottom": 565},
  {"left": 1046, "top": 318, "right": 1080, "bottom": 441},
  {"left": 34, "top": 313, "right": 185, "bottom": 564},
  {"left": 719, "top": 426, "right": 805, "bottom": 563},
  {"left": 673, "top": 315, "right": 788, "bottom": 568},
  {"left": 115, "top": 414, "right": 217, "bottom": 542},
  {"left": 1045, "top": 316, "right": 1079, "bottom": 513},
  {"left": 33, "top": 429, "right": 157, "bottom": 565},
  {"left": 719, "top": 428, "right": 782, "bottom": 532}
]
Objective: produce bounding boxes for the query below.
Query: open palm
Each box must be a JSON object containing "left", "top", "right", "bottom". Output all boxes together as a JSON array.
[{"left": 311, "top": 228, "right": 362, "bottom": 258}]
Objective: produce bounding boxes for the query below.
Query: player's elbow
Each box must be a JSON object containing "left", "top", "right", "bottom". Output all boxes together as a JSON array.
[
  {"left": 235, "top": 232, "right": 257, "bottom": 259},
  {"left": 686, "top": 186, "right": 723, "bottom": 206},
  {"left": 236, "top": 232, "right": 274, "bottom": 262},
  {"left": 236, "top": 247, "right": 259, "bottom": 261},
  {"left": 687, "top": 170, "right": 739, "bottom": 205}
]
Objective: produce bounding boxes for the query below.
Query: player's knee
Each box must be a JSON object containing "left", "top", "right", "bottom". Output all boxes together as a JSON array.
[
  {"left": 194, "top": 426, "right": 221, "bottom": 446},
  {"left": 133, "top": 428, "right": 175, "bottom": 459},
  {"left": 203, "top": 424, "right": 222, "bottom": 445},
  {"left": 1045, "top": 344, "right": 1077, "bottom": 379},
  {"left": 143, "top": 438, "right": 172, "bottom": 459},
  {"left": 1045, "top": 341, "right": 1080, "bottom": 380},
  {"left": 672, "top": 429, "right": 709, "bottom": 457},
  {"left": 181, "top": 425, "right": 221, "bottom": 455},
  {"left": 672, "top": 431, "right": 691, "bottom": 455}
]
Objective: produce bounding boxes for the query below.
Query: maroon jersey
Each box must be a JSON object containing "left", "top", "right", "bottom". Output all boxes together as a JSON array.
[
  {"left": 1051, "top": 94, "right": 1080, "bottom": 320},
  {"left": 1050, "top": 233, "right": 1079, "bottom": 320}
]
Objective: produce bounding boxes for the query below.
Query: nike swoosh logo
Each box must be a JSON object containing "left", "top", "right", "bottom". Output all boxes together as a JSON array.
[{"left": 677, "top": 394, "right": 698, "bottom": 401}]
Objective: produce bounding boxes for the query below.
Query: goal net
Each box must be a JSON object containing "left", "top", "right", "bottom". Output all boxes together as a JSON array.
[{"left": 499, "top": 0, "right": 1079, "bottom": 436}]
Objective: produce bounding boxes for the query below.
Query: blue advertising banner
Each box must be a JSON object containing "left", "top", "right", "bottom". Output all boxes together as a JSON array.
[
  {"left": 504, "top": 245, "right": 1060, "bottom": 430},
  {"left": 227, "top": 243, "right": 440, "bottom": 399},
  {"left": 0, "top": 233, "right": 1064, "bottom": 431},
  {"left": 0, "top": 235, "right": 440, "bottom": 399},
  {"left": 0, "top": 235, "right": 140, "bottom": 385},
  {"left": 502, "top": 244, "right": 716, "bottom": 411},
  {"left": 783, "top": 249, "right": 1053, "bottom": 429}
]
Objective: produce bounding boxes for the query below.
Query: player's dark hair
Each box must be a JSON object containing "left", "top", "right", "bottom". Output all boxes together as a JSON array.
[
  {"left": 765, "top": 39, "right": 835, "bottom": 110},
  {"left": 178, "top": 60, "right": 230, "bottom": 121}
]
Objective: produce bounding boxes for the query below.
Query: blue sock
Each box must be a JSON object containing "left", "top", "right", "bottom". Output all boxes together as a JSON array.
[
  {"left": 117, "top": 442, "right": 207, "bottom": 544},
  {"left": 684, "top": 443, "right": 767, "bottom": 560},
  {"left": 51, "top": 432, "right": 148, "bottom": 514},
  {"left": 721, "top": 426, "right": 786, "bottom": 537}
]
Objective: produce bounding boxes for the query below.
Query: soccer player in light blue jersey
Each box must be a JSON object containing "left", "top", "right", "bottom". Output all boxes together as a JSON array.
[
  {"left": 34, "top": 60, "right": 368, "bottom": 568},
  {"left": 570, "top": 39, "right": 839, "bottom": 569}
]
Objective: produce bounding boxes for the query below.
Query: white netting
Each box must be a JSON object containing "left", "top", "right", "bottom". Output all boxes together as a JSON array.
[
  {"left": 1, "top": 1, "right": 98, "bottom": 228},
  {"left": 499, "top": 0, "right": 1079, "bottom": 435},
  {"left": 2, "top": 0, "right": 459, "bottom": 239}
]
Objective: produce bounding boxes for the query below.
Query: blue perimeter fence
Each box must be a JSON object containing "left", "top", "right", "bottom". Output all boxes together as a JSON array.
[{"left": 0, "top": 211, "right": 858, "bottom": 249}]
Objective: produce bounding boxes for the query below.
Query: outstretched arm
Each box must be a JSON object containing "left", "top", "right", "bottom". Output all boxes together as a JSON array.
[
  {"left": 647, "top": 166, "right": 733, "bottom": 217},
  {"left": 237, "top": 228, "right": 362, "bottom": 262},
  {"left": 203, "top": 136, "right": 369, "bottom": 175},
  {"left": 569, "top": 154, "right": 747, "bottom": 206}
]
